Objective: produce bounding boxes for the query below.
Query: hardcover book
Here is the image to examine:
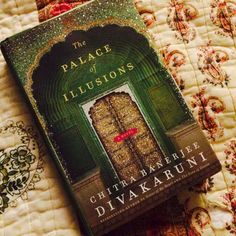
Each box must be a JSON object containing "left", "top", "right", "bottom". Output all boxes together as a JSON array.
[{"left": 1, "top": 0, "right": 221, "bottom": 235}]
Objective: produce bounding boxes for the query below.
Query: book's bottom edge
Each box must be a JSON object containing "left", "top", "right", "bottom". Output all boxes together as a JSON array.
[{"left": 92, "top": 161, "right": 221, "bottom": 236}]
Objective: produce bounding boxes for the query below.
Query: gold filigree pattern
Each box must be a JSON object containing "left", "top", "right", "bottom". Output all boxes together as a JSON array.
[{"left": 89, "top": 92, "right": 164, "bottom": 182}]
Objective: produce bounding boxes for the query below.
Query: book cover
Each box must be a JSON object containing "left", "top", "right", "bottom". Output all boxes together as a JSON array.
[{"left": 0, "top": 0, "right": 221, "bottom": 235}]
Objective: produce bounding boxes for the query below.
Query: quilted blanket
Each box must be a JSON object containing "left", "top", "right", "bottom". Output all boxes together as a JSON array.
[{"left": 0, "top": 0, "right": 235, "bottom": 236}]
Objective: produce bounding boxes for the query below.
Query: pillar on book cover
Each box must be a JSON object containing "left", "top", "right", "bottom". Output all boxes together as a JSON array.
[{"left": 166, "top": 121, "right": 217, "bottom": 165}]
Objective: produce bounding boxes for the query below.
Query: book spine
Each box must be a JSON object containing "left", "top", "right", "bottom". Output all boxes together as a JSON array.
[{"left": 0, "top": 39, "right": 94, "bottom": 236}]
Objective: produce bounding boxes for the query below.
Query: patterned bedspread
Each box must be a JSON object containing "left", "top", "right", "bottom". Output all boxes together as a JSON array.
[{"left": 0, "top": 1, "right": 235, "bottom": 235}]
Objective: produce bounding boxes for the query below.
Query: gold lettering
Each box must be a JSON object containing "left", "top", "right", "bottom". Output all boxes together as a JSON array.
[
  {"left": 163, "top": 169, "right": 174, "bottom": 180},
  {"left": 61, "top": 64, "right": 68, "bottom": 73},
  {"left": 199, "top": 152, "right": 207, "bottom": 162},
  {"left": 193, "top": 142, "right": 200, "bottom": 149},
  {"left": 72, "top": 42, "right": 79, "bottom": 49},
  {"left": 63, "top": 94, "right": 69, "bottom": 102},
  {"left": 72, "top": 41, "right": 86, "bottom": 49},
  {"left": 78, "top": 86, "right": 86, "bottom": 94},
  {"left": 127, "top": 62, "right": 134, "bottom": 71},
  {"left": 187, "top": 157, "right": 197, "bottom": 168},
  {"left": 154, "top": 176, "right": 163, "bottom": 186},
  {"left": 172, "top": 153, "right": 180, "bottom": 160},
  {"left": 107, "top": 200, "right": 115, "bottom": 211},
  {"left": 86, "top": 81, "right": 94, "bottom": 90},
  {"left": 95, "top": 78, "right": 103, "bottom": 86},
  {"left": 185, "top": 146, "right": 193, "bottom": 153},
  {"left": 88, "top": 53, "right": 95, "bottom": 61},
  {"left": 102, "top": 74, "right": 109, "bottom": 82},
  {"left": 70, "top": 61, "right": 78, "bottom": 69},
  {"left": 90, "top": 196, "right": 96, "bottom": 204},
  {"left": 104, "top": 44, "right": 112, "bottom": 53},
  {"left": 96, "top": 48, "right": 103, "bottom": 56},
  {"left": 70, "top": 90, "right": 78, "bottom": 98},
  {"left": 61, "top": 62, "right": 135, "bottom": 101},
  {"left": 59, "top": 44, "right": 112, "bottom": 71},
  {"left": 109, "top": 71, "right": 117, "bottom": 79},
  {"left": 78, "top": 56, "right": 86, "bottom": 65},
  {"left": 118, "top": 66, "right": 126, "bottom": 75}
]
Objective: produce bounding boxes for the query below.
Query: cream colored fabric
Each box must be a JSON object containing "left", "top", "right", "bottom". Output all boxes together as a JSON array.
[
  {"left": 136, "top": 0, "right": 236, "bottom": 235},
  {"left": 1, "top": 0, "right": 236, "bottom": 235},
  {"left": 0, "top": 1, "right": 81, "bottom": 235}
]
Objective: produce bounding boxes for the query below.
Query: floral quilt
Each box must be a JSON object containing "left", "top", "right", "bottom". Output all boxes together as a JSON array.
[
  {"left": 135, "top": 1, "right": 236, "bottom": 235},
  {"left": 0, "top": 0, "right": 235, "bottom": 236}
]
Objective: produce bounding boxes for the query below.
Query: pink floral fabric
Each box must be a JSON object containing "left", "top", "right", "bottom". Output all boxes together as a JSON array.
[
  {"left": 36, "top": 0, "right": 90, "bottom": 21},
  {"left": 34, "top": 0, "right": 236, "bottom": 235},
  {"left": 135, "top": 0, "right": 236, "bottom": 235}
]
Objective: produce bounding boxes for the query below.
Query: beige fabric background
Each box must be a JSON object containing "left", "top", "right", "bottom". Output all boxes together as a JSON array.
[
  {"left": 0, "top": 0, "right": 236, "bottom": 235},
  {"left": 0, "top": 1, "right": 81, "bottom": 235}
]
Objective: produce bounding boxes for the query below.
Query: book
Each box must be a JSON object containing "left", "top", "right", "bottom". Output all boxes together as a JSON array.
[{"left": 0, "top": 0, "right": 221, "bottom": 235}]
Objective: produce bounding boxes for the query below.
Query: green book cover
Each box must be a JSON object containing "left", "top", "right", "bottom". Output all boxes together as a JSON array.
[{"left": 1, "top": 0, "right": 221, "bottom": 235}]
